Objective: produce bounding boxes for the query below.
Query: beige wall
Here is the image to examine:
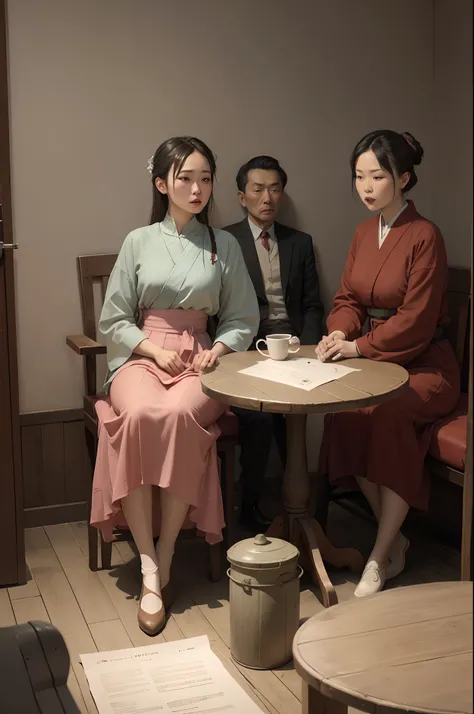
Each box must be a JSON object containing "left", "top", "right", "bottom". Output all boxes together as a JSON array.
[
  {"left": 6, "top": 0, "right": 468, "bottom": 445},
  {"left": 432, "top": 0, "right": 472, "bottom": 267}
]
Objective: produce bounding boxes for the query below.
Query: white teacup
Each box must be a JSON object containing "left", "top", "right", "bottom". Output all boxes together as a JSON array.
[{"left": 255, "top": 333, "right": 300, "bottom": 361}]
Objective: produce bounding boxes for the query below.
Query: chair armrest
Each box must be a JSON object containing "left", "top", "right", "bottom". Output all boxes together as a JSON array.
[{"left": 66, "top": 334, "right": 106, "bottom": 355}]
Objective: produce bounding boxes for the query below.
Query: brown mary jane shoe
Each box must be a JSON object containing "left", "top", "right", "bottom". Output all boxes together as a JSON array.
[{"left": 138, "top": 584, "right": 166, "bottom": 636}]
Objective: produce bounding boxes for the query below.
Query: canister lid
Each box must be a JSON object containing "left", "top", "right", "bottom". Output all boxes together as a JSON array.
[{"left": 227, "top": 534, "right": 299, "bottom": 569}]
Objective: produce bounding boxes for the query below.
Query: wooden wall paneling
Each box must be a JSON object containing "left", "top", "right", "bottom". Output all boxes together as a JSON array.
[
  {"left": 23, "top": 502, "right": 88, "bottom": 529},
  {"left": 64, "top": 420, "right": 89, "bottom": 502},
  {"left": 21, "top": 425, "right": 43, "bottom": 508},
  {"left": 41, "top": 422, "right": 65, "bottom": 505},
  {"left": 21, "top": 408, "right": 89, "bottom": 527}
]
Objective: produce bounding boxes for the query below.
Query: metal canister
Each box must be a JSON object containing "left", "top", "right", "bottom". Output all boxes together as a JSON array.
[{"left": 227, "top": 533, "right": 301, "bottom": 669}]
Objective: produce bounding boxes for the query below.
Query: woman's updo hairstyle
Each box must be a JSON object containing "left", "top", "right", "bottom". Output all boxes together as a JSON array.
[{"left": 350, "top": 129, "right": 424, "bottom": 192}]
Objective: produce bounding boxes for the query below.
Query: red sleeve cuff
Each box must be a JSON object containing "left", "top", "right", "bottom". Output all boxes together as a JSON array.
[{"left": 355, "top": 334, "right": 370, "bottom": 357}]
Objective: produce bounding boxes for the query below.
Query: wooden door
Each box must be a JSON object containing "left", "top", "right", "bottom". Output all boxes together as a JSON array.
[
  {"left": 461, "top": 245, "right": 473, "bottom": 580},
  {"left": 0, "top": 0, "right": 25, "bottom": 585}
]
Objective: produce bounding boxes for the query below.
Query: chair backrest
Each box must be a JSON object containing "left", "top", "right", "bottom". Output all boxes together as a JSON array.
[
  {"left": 77, "top": 254, "right": 118, "bottom": 395},
  {"left": 446, "top": 267, "right": 471, "bottom": 392},
  {"left": 77, "top": 254, "right": 118, "bottom": 341},
  {"left": 463, "top": 266, "right": 473, "bottom": 580}
]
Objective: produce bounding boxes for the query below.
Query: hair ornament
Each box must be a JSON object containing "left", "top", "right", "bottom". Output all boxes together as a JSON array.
[
  {"left": 402, "top": 133, "right": 416, "bottom": 152},
  {"left": 146, "top": 155, "right": 154, "bottom": 175}
]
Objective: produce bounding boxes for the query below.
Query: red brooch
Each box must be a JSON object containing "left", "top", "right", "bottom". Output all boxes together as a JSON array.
[{"left": 209, "top": 226, "right": 217, "bottom": 265}]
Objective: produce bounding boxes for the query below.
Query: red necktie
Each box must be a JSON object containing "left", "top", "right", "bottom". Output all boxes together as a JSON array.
[{"left": 260, "top": 230, "right": 270, "bottom": 251}]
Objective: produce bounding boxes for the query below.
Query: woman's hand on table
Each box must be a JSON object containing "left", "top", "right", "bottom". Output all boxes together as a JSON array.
[
  {"left": 315, "top": 331, "right": 359, "bottom": 362},
  {"left": 192, "top": 350, "right": 219, "bottom": 372},
  {"left": 314, "top": 331, "right": 344, "bottom": 360},
  {"left": 192, "top": 341, "right": 232, "bottom": 372}
]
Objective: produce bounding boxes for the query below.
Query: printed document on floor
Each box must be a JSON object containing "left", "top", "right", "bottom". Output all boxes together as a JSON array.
[
  {"left": 80, "top": 634, "right": 264, "bottom": 713},
  {"left": 238, "top": 356, "right": 359, "bottom": 390}
]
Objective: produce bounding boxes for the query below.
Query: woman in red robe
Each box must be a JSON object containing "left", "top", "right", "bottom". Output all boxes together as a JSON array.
[{"left": 316, "top": 129, "right": 460, "bottom": 597}]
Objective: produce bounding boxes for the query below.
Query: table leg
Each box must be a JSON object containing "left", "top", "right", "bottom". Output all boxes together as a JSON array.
[
  {"left": 265, "top": 514, "right": 287, "bottom": 540},
  {"left": 302, "top": 683, "right": 347, "bottom": 714},
  {"left": 267, "top": 413, "right": 365, "bottom": 607}
]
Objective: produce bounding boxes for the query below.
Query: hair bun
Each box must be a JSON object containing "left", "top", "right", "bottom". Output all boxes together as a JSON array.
[{"left": 402, "top": 132, "right": 424, "bottom": 166}]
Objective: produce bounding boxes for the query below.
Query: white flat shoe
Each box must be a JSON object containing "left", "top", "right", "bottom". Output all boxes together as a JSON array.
[
  {"left": 354, "top": 560, "right": 386, "bottom": 598},
  {"left": 386, "top": 533, "right": 410, "bottom": 580}
]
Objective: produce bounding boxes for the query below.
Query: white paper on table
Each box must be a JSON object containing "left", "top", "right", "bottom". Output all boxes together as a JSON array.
[
  {"left": 238, "top": 357, "right": 359, "bottom": 391},
  {"left": 80, "top": 634, "right": 264, "bottom": 714}
]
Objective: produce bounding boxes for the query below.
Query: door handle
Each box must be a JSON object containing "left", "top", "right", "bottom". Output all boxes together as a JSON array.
[
  {"left": 0, "top": 204, "right": 19, "bottom": 259},
  {"left": 0, "top": 241, "right": 19, "bottom": 260}
]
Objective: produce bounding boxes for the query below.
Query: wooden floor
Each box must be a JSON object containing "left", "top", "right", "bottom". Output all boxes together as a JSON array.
[{"left": 0, "top": 502, "right": 461, "bottom": 714}]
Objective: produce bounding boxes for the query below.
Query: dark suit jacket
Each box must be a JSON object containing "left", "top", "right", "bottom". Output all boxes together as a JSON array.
[{"left": 224, "top": 218, "right": 324, "bottom": 345}]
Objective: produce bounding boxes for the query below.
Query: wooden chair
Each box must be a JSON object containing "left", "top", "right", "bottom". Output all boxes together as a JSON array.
[
  {"left": 426, "top": 267, "right": 470, "bottom": 485},
  {"left": 66, "top": 254, "right": 237, "bottom": 581},
  {"left": 426, "top": 267, "right": 472, "bottom": 579}
]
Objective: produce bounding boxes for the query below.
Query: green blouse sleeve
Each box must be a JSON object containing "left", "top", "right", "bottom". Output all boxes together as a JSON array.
[
  {"left": 214, "top": 231, "right": 259, "bottom": 351},
  {"left": 98, "top": 235, "right": 148, "bottom": 377}
]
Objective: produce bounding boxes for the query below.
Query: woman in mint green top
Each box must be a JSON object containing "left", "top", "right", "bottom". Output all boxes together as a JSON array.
[
  {"left": 91, "top": 137, "right": 259, "bottom": 636},
  {"left": 99, "top": 212, "right": 258, "bottom": 390}
]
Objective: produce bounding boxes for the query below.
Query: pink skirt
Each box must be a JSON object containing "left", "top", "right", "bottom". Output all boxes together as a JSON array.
[{"left": 90, "top": 309, "right": 226, "bottom": 544}]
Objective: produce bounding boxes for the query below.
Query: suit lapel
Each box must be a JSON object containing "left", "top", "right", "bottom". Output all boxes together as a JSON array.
[
  {"left": 235, "top": 220, "right": 266, "bottom": 301},
  {"left": 275, "top": 223, "right": 293, "bottom": 297}
]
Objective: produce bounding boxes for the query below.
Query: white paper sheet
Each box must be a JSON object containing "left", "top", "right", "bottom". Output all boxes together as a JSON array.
[
  {"left": 238, "top": 357, "right": 359, "bottom": 391},
  {"left": 80, "top": 635, "right": 263, "bottom": 714}
]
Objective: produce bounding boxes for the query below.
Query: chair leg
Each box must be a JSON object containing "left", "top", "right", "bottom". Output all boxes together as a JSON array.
[
  {"left": 209, "top": 444, "right": 234, "bottom": 583},
  {"left": 100, "top": 537, "right": 113, "bottom": 570},
  {"left": 84, "top": 427, "right": 99, "bottom": 571},
  {"left": 461, "top": 474, "right": 472, "bottom": 581},
  {"left": 88, "top": 524, "right": 98, "bottom": 571},
  {"left": 314, "top": 472, "right": 332, "bottom": 533},
  {"left": 222, "top": 443, "right": 236, "bottom": 548},
  {"left": 210, "top": 440, "right": 236, "bottom": 583},
  {"left": 209, "top": 543, "right": 221, "bottom": 582}
]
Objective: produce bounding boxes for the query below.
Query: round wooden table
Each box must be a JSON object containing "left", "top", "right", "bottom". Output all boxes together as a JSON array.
[
  {"left": 201, "top": 346, "right": 409, "bottom": 607},
  {"left": 293, "top": 581, "right": 473, "bottom": 714}
]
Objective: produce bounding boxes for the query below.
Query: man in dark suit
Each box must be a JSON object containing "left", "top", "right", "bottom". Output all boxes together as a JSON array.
[{"left": 224, "top": 155, "right": 324, "bottom": 528}]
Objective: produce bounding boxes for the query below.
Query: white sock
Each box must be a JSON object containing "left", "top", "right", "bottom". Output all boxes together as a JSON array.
[{"left": 140, "top": 554, "right": 163, "bottom": 615}]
